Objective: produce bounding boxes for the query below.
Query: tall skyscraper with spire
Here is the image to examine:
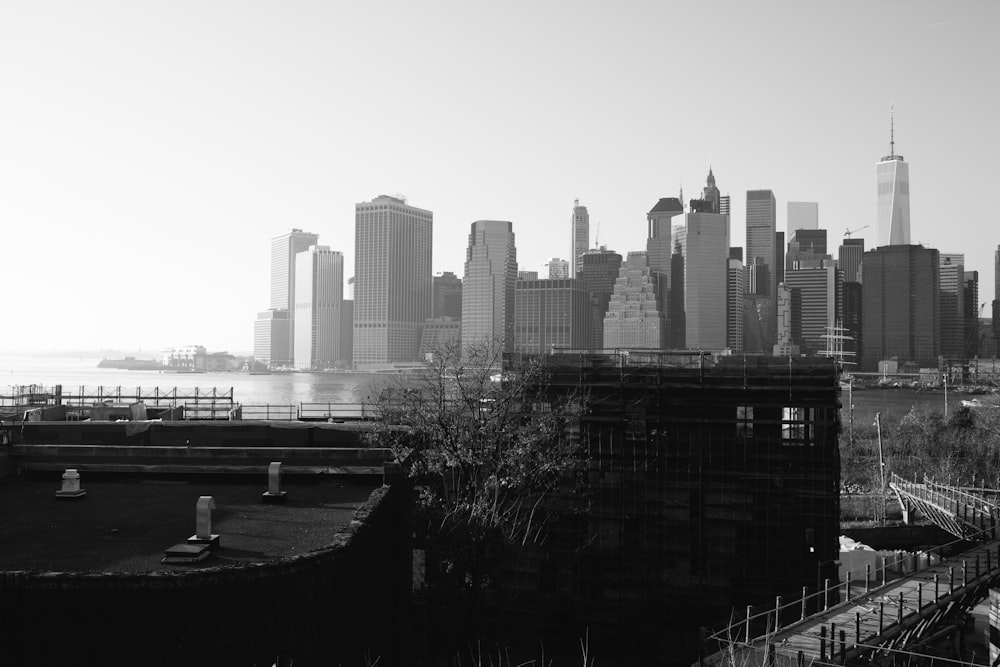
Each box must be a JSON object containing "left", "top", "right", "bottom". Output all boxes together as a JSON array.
[
  {"left": 701, "top": 167, "right": 721, "bottom": 214},
  {"left": 876, "top": 107, "right": 911, "bottom": 246},
  {"left": 570, "top": 199, "right": 589, "bottom": 278}
]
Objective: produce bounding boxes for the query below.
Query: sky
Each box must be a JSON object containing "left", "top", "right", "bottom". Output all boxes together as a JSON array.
[{"left": 1, "top": 0, "right": 998, "bottom": 354}]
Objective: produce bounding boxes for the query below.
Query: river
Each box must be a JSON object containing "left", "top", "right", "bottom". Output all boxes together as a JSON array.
[
  {"left": 0, "top": 354, "right": 980, "bottom": 420},
  {"left": 0, "top": 355, "right": 387, "bottom": 406}
]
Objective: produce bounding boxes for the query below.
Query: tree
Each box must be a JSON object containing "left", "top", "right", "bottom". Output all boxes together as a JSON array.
[
  {"left": 369, "top": 339, "right": 587, "bottom": 654},
  {"left": 370, "top": 338, "right": 585, "bottom": 546}
]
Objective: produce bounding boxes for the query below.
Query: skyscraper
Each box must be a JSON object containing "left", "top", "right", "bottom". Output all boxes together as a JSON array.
[
  {"left": 746, "top": 190, "right": 777, "bottom": 298},
  {"left": 579, "top": 247, "right": 623, "bottom": 350},
  {"left": 861, "top": 245, "right": 939, "bottom": 370},
  {"left": 786, "top": 229, "right": 828, "bottom": 269},
  {"left": 294, "top": 245, "right": 344, "bottom": 370},
  {"left": 939, "top": 254, "right": 965, "bottom": 360},
  {"left": 727, "top": 254, "right": 745, "bottom": 352},
  {"left": 514, "top": 278, "right": 589, "bottom": 354},
  {"left": 876, "top": 110, "right": 911, "bottom": 246},
  {"left": 787, "top": 202, "right": 819, "bottom": 232},
  {"left": 701, "top": 167, "right": 721, "bottom": 214},
  {"left": 253, "top": 310, "right": 290, "bottom": 367},
  {"left": 432, "top": 272, "right": 462, "bottom": 320},
  {"left": 838, "top": 238, "right": 865, "bottom": 284},
  {"left": 675, "top": 208, "right": 730, "bottom": 350},
  {"left": 963, "top": 271, "right": 980, "bottom": 358},
  {"left": 462, "top": 220, "right": 518, "bottom": 354},
  {"left": 265, "top": 228, "right": 319, "bottom": 364},
  {"left": 353, "top": 195, "right": 433, "bottom": 368},
  {"left": 544, "top": 258, "right": 570, "bottom": 280},
  {"left": 646, "top": 197, "right": 684, "bottom": 281},
  {"left": 570, "top": 200, "right": 589, "bottom": 278},
  {"left": 604, "top": 252, "right": 665, "bottom": 349},
  {"left": 783, "top": 260, "right": 840, "bottom": 354}
]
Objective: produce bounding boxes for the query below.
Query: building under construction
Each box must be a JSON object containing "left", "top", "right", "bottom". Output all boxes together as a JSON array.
[{"left": 503, "top": 351, "right": 841, "bottom": 665}]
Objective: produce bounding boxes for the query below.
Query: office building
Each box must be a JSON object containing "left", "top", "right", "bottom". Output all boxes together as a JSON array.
[
  {"left": 418, "top": 318, "right": 461, "bottom": 358},
  {"left": 646, "top": 197, "right": 684, "bottom": 283},
  {"left": 787, "top": 202, "right": 819, "bottom": 232},
  {"left": 268, "top": 228, "right": 319, "bottom": 364},
  {"left": 773, "top": 284, "right": 800, "bottom": 356},
  {"left": 939, "top": 254, "right": 965, "bottom": 360},
  {"left": 670, "top": 241, "right": 685, "bottom": 348},
  {"left": 340, "top": 300, "right": 353, "bottom": 364},
  {"left": 462, "top": 220, "right": 518, "bottom": 354},
  {"left": 839, "top": 238, "right": 865, "bottom": 284},
  {"left": 432, "top": 272, "right": 462, "bottom": 320},
  {"left": 746, "top": 190, "right": 777, "bottom": 298},
  {"left": 786, "top": 229, "right": 828, "bottom": 269},
  {"left": 994, "top": 246, "right": 1000, "bottom": 347},
  {"left": 293, "top": 246, "right": 343, "bottom": 370},
  {"left": 719, "top": 194, "right": 731, "bottom": 217},
  {"left": 876, "top": 111, "right": 911, "bottom": 246},
  {"left": 783, "top": 260, "right": 840, "bottom": 354},
  {"left": 518, "top": 271, "right": 539, "bottom": 281},
  {"left": 701, "top": 167, "right": 721, "bottom": 214},
  {"left": 253, "top": 310, "right": 291, "bottom": 367},
  {"left": 603, "top": 252, "right": 665, "bottom": 349},
  {"left": 842, "top": 282, "right": 863, "bottom": 362},
  {"left": 674, "top": 208, "right": 730, "bottom": 350},
  {"left": 353, "top": 195, "right": 433, "bottom": 368},
  {"left": 727, "top": 255, "right": 744, "bottom": 352},
  {"left": 861, "top": 245, "right": 939, "bottom": 370},
  {"left": 774, "top": 231, "right": 785, "bottom": 292},
  {"left": 570, "top": 200, "right": 589, "bottom": 278},
  {"left": 964, "top": 271, "right": 979, "bottom": 358},
  {"left": 579, "top": 247, "right": 623, "bottom": 350},
  {"left": 545, "top": 258, "right": 570, "bottom": 280},
  {"left": 514, "top": 278, "right": 590, "bottom": 354}
]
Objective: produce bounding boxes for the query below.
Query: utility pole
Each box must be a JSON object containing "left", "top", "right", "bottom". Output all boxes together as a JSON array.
[{"left": 875, "top": 412, "right": 886, "bottom": 524}]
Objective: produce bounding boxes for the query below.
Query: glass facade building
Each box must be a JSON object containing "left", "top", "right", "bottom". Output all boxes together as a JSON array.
[{"left": 461, "top": 220, "right": 517, "bottom": 354}]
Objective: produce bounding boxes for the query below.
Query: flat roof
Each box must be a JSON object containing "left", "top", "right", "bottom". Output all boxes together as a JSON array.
[{"left": 0, "top": 476, "right": 379, "bottom": 574}]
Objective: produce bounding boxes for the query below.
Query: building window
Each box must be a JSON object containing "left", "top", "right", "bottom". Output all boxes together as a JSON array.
[
  {"left": 736, "top": 406, "right": 753, "bottom": 439},
  {"left": 781, "top": 407, "right": 813, "bottom": 445}
]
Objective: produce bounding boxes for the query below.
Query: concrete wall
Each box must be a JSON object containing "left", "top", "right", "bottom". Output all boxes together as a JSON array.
[
  {"left": 0, "top": 478, "right": 412, "bottom": 667},
  {"left": 19, "top": 420, "right": 372, "bottom": 447}
]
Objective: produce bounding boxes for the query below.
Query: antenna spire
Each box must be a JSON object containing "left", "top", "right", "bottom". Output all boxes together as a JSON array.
[{"left": 889, "top": 103, "right": 895, "bottom": 158}]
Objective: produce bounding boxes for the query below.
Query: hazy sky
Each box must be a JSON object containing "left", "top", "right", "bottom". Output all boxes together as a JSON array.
[{"left": 2, "top": 1, "right": 997, "bottom": 354}]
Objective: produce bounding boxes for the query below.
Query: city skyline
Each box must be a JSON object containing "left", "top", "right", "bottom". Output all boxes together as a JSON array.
[{"left": 2, "top": 2, "right": 998, "bottom": 353}]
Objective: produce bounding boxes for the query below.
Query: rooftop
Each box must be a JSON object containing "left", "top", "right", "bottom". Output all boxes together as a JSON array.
[{"left": 0, "top": 475, "right": 378, "bottom": 574}]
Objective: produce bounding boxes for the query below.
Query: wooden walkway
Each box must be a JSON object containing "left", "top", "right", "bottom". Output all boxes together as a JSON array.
[{"left": 702, "top": 478, "right": 1000, "bottom": 666}]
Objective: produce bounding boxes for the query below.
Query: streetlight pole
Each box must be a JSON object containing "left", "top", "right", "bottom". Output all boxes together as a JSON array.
[{"left": 875, "top": 412, "right": 886, "bottom": 524}]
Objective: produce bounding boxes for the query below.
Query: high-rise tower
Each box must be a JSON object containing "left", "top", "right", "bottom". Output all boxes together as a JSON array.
[
  {"left": 746, "top": 190, "right": 777, "bottom": 298},
  {"left": 701, "top": 167, "right": 721, "bottom": 214},
  {"left": 353, "top": 195, "right": 433, "bottom": 368},
  {"left": 861, "top": 245, "right": 939, "bottom": 370},
  {"left": 570, "top": 200, "right": 589, "bottom": 278},
  {"left": 876, "top": 108, "right": 911, "bottom": 246},
  {"left": 462, "top": 220, "right": 518, "bottom": 354},
  {"left": 646, "top": 197, "right": 684, "bottom": 283},
  {"left": 674, "top": 208, "right": 730, "bottom": 350},
  {"left": 260, "top": 228, "right": 320, "bottom": 366},
  {"left": 294, "top": 245, "right": 344, "bottom": 370}
]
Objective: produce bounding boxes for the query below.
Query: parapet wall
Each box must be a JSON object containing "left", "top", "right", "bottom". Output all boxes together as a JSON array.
[
  {"left": 19, "top": 419, "right": 373, "bottom": 447},
  {"left": 0, "top": 479, "right": 412, "bottom": 667}
]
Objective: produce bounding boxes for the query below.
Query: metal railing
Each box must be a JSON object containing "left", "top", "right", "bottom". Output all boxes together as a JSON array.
[{"left": 704, "top": 520, "right": 999, "bottom": 651}]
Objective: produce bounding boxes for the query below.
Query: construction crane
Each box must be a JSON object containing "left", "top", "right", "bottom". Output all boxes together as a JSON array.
[{"left": 844, "top": 225, "right": 869, "bottom": 238}]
